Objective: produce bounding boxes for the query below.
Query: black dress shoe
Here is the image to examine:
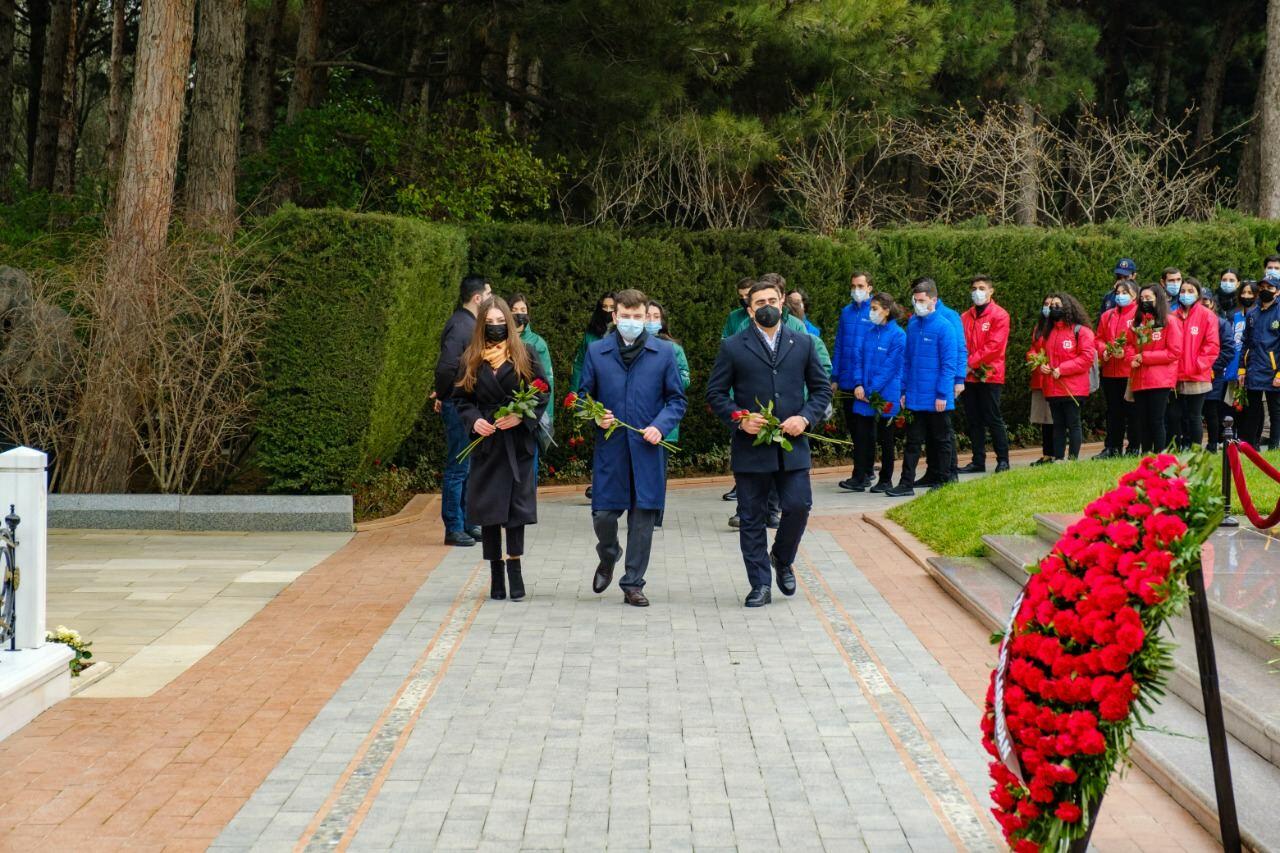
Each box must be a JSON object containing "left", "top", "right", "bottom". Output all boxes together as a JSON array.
[
  {"left": 592, "top": 562, "right": 614, "bottom": 594},
  {"left": 994, "top": 461, "right": 1010, "bottom": 473},
  {"left": 744, "top": 586, "right": 772, "bottom": 607},
  {"left": 466, "top": 525, "right": 482, "bottom": 540},
  {"left": 1091, "top": 448, "right": 1115, "bottom": 460},
  {"left": 728, "top": 514, "right": 740, "bottom": 528},
  {"left": 444, "top": 530, "right": 476, "bottom": 546},
  {"left": 623, "top": 588, "right": 649, "bottom": 607},
  {"left": 767, "top": 515, "right": 780, "bottom": 529},
  {"left": 916, "top": 474, "right": 939, "bottom": 488},
  {"left": 722, "top": 487, "right": 737, "bottom": 501},
  {"left": 869, "top": 480, "right": 893, "bottom": 493},
  {"left": 771, "top": 552, "right": 796, "bottom": 596},
  {"left": 585, "top": 486, "right": 593, "bottom": 498},
  {"left": 883, "top": 484, "right": 915, "bottom": 498},
  {"left": 957, "top": 462, "right": 985, "bottom": 474}
]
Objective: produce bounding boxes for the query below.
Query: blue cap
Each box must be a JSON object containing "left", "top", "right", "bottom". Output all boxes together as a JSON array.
[{"left": 1113, "top": 258, "right": 1137, "bottom": 276}]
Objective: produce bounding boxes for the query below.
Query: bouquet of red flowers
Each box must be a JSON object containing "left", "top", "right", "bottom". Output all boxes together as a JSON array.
[
  {"left": 867, "top": 391, "right": 896, "bottom": 418},
  {"left": 981, "top": 452, "right": 1221, "bottom": 851},
  {"left": 1228, "top": 382, "right": 1248, "bottom": 412},
  {"left": 1103, "top": 336, "right": 1126, "bottom": 362},
  {"left": 563, "top": 391, "right": 679, "bottom": 452},
  {"left": 892, "top": 409, "right": 914, "bottom": 430},
  {"left": 730, "top": 399, "right": 852, "bottom": 452},
  {"left": 972, "top": 363, "right": 994, "bottom": 383},
  {"left": 455, "top": 378, "right": 549, "bottom": 462}
]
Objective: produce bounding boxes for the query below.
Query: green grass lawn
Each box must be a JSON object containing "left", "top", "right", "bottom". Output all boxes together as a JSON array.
[{"left": 886, "top": 449, "right": 1280, "bottom": 558}]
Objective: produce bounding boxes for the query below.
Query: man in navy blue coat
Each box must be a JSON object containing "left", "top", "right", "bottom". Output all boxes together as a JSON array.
[
  {"left": 579, "top": 288, "right": 688, "bottom": 607},
  {"left": 706, "top": 280, "right": 833, "bottom": 607}
]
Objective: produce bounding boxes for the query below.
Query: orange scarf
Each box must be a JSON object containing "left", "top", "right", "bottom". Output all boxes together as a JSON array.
[{"left": 482, "top": 342, "right": 509, "bottom": 371}]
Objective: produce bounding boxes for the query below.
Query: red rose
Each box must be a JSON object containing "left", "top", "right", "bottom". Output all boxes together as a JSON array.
[
  {"left": 1055, "top": 802, "right": 1083, "bottom": 823},
  {"left": 1016, "top": 840, "right": 1040, "bottom": 853},
  {"left": 731, "top": 409, "right": 749, "bottom": 422},
  {"left": 563, "top": 392, "right": 579, "bottom": 408},
  {"left": 882, "top": 401, "right": 893, "bottom": 413},
  {"left": 532, "top": 378, "right": 550, "bottom": 393}
]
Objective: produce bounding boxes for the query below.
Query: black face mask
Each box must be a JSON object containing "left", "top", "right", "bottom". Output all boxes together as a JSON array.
[
  {"left": 1140, "top": 301, "right": 1157, "bottom": 315},
  {"left": 739, "top": 296, "right": 750, "bottom": 309},
  {"left": 1261, "top": 290, "right": 1277, "bottom": 306},
  {"left": 1047, "top": 307, "right": 1063, "bottom": 322},
  {"left": 1240, "top": 296, "right": 1256, "bottom": 309},
  {"left": 485, "top": 323, "right": 509, "bottom": 343},
  {"left": 754, "top": 305, "right": 782, "bottom": 328},
  {"left": 512, "top": 313, "right": 529, "bottom": 328}
]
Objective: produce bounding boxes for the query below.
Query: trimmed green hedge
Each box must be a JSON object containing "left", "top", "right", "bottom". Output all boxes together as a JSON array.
[{"left": 250, "top": 207, "right": 466, "bottom": 492}]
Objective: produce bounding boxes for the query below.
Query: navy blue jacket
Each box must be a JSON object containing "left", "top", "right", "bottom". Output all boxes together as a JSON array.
[
  {"left": 579, "top": 333, "right": 687, "bottom": 511},
  {"left": 706, "top": 326, "right": 832, "bottom": 473},
  {"left": 1241, "top": 302, "right": 1280, "bottom": 391},
  {"left": 904, "top": 310, "right": 961, "bottom": 412},
  {"left": 1208, "top": 313, "right": 1239, "bottom": 402}
]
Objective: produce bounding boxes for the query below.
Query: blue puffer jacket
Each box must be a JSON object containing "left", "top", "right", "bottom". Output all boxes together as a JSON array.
[
  {"left": 1241, "top": 302, "right": 1280, "bottom": 391},
  {"left": 832, "top": 300, "right": 873, "bottom": 390},
  {"left": 1208, "top": 312, "right": 1242, "bottom": 401},
  {"left": 852, "top": 321, "right": 905, "bottom": 417},
  {"left": 936, "top": 299, "right": 969, "bottom": 385},
  {"left": 904, "top": 310, "right": 960, "bottom": 412}
]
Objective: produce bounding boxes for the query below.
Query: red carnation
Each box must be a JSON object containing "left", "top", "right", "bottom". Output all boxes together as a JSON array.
[
  {"left": 531, "top": 377, "right": 550, "bottom": 393},
  {"left": 1077, "top": 728, "right": 1106, "bottom": 755},
  {"left": 1055, "top": 802, "right": 1083, "bottom": 823},
  {"left": 1104, "top": 520, "right": 1139, "bottom": 549}
]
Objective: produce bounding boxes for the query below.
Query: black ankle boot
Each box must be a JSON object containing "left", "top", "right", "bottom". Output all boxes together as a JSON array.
[
  {"left": 506, "top": 558, "right": 525, "bottom": 601},
  {"left": 489, "top": 560, "right": 506, "bottom": 600}
]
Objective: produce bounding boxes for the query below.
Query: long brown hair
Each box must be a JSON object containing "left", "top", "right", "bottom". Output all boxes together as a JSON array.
[{"left": 455, "top": 297, "right": 534, "bottom": 392}]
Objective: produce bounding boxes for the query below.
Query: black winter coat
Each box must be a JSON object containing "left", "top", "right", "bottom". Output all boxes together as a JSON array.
[{"left": 453, "top": 358, "right": 549, "bottom": 527}]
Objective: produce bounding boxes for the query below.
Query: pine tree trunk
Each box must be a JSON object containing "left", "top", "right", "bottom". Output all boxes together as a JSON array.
[
  {"left": 242, "top": 0, "right": 285, "bottom": 155},
  {"left": 401, "top": 0, "right": 433, "bottom": 112},
  {"left": 185, "top": 0, "right": 246, "bottom": 237},
  {"left": 1260, "top": 0, "right": 1280, "bottom": 218},
  {"left": 24, "top": 0, "right": 50, "bottom": 182},
  {"left": 105, "top": 0, "right": 127, "bottom": 178},
  {"left": 1014, "top": 0, "right": 1047, "bottom": 227},
  {"left": 0, "top": 0, "right": 14, "bottom": 199},
  {"left": 286, "top": 0, "right": 323, "bottom": 123},
  {"left": 51, "top": 0, "right": 78, "bottom": 194},
  {"left": 1193, "top": 6, "right": 1245, "bottom": 151},
  {"left": 1152, "top": 22, "right": 1172, "bottom": 128},
  {"left": 61, "top": 0, "right": 196, "bottom": 494},
  {"left": 30, "top": 0, "right": 71, "bottom": 190},
  {"left": 1098, "top": 2, "right": 1129, "bottom": 120}
]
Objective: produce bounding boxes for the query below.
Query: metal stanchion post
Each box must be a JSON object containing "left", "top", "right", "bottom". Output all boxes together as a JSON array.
[{"left": 1221, "top": 416, "right": 1239, "bottom": 528}]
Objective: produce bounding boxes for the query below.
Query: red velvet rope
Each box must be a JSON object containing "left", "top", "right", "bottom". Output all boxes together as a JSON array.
[{"left": 1226, "top": 441, "right": 1280, "bottom": 529}]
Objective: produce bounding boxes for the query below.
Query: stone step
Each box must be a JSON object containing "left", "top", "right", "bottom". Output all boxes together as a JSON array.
[
  {"left": 1034, "top": 514, "right": 1280, "bottom": 662},
  {"left": 924, "top": 554, "right": 1280, "bottom": 851},
  {"left": 983, "top": 531, "right": 1280, "bottom": 776}
]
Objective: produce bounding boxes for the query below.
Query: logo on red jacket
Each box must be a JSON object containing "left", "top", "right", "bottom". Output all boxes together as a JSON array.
[
  {"left": 1190, "top": 326, "right": 1200, "bottom": 335},
  {"left": 1153, "top": 330, "right": 1162, "bottom": 341},
  {"left": 981, "top": 322, "right": 991, "bottom": 332},
  {"left": 1062, "top": 339, "right": 1074, "bottom": 350}
]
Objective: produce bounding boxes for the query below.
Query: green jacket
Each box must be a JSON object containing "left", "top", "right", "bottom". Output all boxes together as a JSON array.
[
  {"left": 721, "top": 309, "right": 832, "bottom": 374},
  {"left": 521, "top": 325, "right": 554, "bottom": 425},
  {"left": 664, "top": 340, "right": 691, "bottom": 443},
  {"left": 570, "top": 331, "right": 603, "bottom": 392}
]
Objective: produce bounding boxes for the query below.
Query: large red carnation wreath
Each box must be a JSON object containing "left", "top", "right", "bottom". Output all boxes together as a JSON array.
[{"left": 981, "top": 453, "right": 1222, "bottom": 851}]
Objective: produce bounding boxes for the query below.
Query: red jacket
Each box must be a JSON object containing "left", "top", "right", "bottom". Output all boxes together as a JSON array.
[
  {"left": 962, "top": 302, "right": 1010, "bottom": 384},
  {"left": 1096, "top": 304, "right": 1138, "bottom": 379},
  {"left": 1127, "top": 314, "right": 1184, "bottom": 392},
  {"left": 1036, "top": 322, "right": 1096, "bottom": 398},
  {"left": 1173, "top": 302, "right": 1221, "bottom": 383}
]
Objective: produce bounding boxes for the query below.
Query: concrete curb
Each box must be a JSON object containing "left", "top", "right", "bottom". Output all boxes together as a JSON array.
[{"left": 48, "top": 494, "right": 353, "bottom": 532}]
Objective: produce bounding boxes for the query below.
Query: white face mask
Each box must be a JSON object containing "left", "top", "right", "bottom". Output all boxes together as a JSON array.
[
  {"left": 971, "top": 290, "right": 989, "bottom": 306},
  {"left": 869, "top": 309, "right": 886, "bottom": 325},
  {"left": 913, "top": 301, "right": 931, "bottom": 317},
  {"left": 851, "top": 287, "right": 869, "bottom": 304}
]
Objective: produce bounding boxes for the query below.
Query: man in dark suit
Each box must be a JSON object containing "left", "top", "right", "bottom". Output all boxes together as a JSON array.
[{"left": 706, "top": 280, "right": 833, "bottom": 607}]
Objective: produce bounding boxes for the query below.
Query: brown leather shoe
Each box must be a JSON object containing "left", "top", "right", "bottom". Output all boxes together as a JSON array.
[
  {"left": 623, "top": 588, "right": 649, "bottom": 607},
  {"left": 592, "top": 563, "right": 614, "bottom": 594}
]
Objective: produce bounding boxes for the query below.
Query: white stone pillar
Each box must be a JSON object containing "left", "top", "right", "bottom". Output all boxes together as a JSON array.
[{"left": 0, "top": 447, "right": 48, "bottom": 649}]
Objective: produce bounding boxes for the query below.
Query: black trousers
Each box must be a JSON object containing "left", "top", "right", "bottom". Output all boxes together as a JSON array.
[
  {"left": 876, "top": 416, "right": 898, "bottom": 485},
  {"left": 1131, "top": 388, "right": 1172, "bottom": 453},
  {"left": 1041, "top": 424, "right": 1053, "bottom": 457},
  {"left": 735, "top": 468, "right": 812, "bottom": 589},
  {"left": 1101, "top": 376, "right": 1131, "bottom": 452},
  {"left": 962, "top": 382, "right": 1009, "bottom": 466},
  {"left": 1047, "top": 397, "right": 1082, "bottom": 459},
  {"left": 593, "top": 507, "right": 658, "bottom": 590},
  {"left": 481, "top": 524, "right": 525, "bottom": 561},
  {"left": 1243, "top": 390, "right": 1280, "bottom": 449},
  {"left": 1168, "top": 391, "right": 1207, "bottom": 450},
  {"left": 1204, "top": 398, "right": 1225, "bottom": 449},
  {"left": 900, "top": 410, "right": 955, "bottom": 488},
  {"left": 851, "top": 413, "right": 878, "bottom": 481},
  {"left": 923, "top": 410, "right": 960, "bottom": 481}
]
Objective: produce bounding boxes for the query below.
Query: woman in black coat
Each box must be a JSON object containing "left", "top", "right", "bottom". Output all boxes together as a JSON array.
[{"left": 453, "top": 297, "right": 549, "bottom": 601}]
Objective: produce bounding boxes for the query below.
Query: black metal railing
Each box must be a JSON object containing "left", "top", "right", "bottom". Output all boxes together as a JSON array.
[{"left": 0, "top": 505, "right": 20, "bottom": 652}]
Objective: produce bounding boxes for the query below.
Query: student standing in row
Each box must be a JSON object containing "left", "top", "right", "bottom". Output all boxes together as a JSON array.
[
  {"left": 1169, "top": 278, "right": 1221, "bottom": 449},
  {"left": 1028, "top": 298, "right": 1056, "bottom": 467},
  {"left": 1034, "top": 294, "right": 1094, "bottom": 463},
  {"left": 833, "top": 272, "right": 875, "bottom": 490},
  {"left": 1240, "top": 266, "right": 1280, "bottom": 450},
  {"left": 1203, "top": 284, "right": 1239, "bottom": 452},
  {"left": 1128, "top": 285, "right": 1183, "bottom": 453},
  {"left": 959, "top": 275, "right": 1010, "bottom": 474},
  {"left": 885, "top": 280, "right": 959, "bottom": 497},
  {"left": 453, "top": 298, "right": 549, "bottom": 601},
  {"left": 1094, "top": 280, "right": 1138, "bottom": 459},
  {"left": 853, "top": 293, "right": 906, "bottom": 492}
]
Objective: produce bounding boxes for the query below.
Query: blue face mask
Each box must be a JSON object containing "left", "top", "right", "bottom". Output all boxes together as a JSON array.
[
  {"left": 644, "top": 320, "right": 663, "bottom": 336},
  {"left": 1178, "top": 293, "right": 1197, "bottom": 307},
  {"left": 1267, "top": 268, "right": 1280, "bottom": 282},
  {"left": 1114, "top": 293, "right": 1133, "bottom": 307},
  {"left": 1220, "top": 280, "right": 1238, "bottom": 293},
  {"left": 616, "top": 318, "right": 645, "bottom": 341},
  {"left": 1165, "top": 282, "right": 1181, "bottom": 297},
  {"left": 1041, "top": 305, "right": 1051, "bottom": 317}
]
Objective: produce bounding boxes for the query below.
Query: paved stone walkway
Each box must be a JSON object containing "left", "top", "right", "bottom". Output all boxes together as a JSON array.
[{"left": 0, "top": 466, "right": 1217, "bottom": 851}]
